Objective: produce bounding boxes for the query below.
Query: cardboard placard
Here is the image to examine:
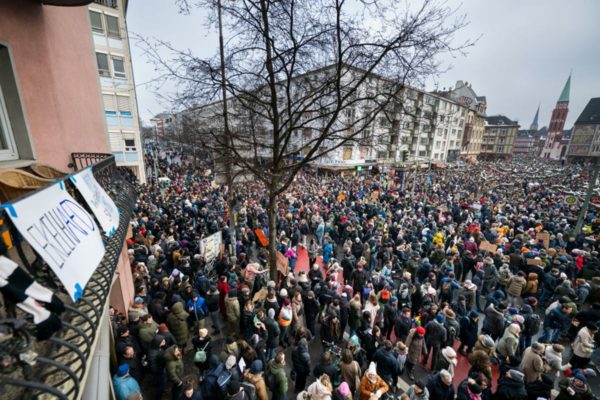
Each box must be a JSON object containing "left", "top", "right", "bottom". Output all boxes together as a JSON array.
[
  {"left": 527, "top": 258, "right": 545, "bottom": 266},
  {"left": 276, "top": 251, "right": 289, "bottom": 276},
  {"left": 479, "top": 240, "right": 497, "bottom": 253},
  {"left": 536, "top": 232, "right": 550, "bottom": 249},
  {"left": 200, "top": 231, "right": 222, "bottom": 262}
]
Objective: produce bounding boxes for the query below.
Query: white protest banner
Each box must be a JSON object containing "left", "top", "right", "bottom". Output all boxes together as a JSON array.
[
  {"left": 200, "top": 231, "right": 222, "bottom": 262},
  {"left": 71, "top": 167, "right": 120, "bottom": 236},
  {"left": 6, "top": 183, "right": 105, "bottom": 301}
]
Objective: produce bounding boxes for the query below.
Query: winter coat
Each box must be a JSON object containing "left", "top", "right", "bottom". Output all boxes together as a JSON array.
[
  {"left": 306, "top": 376, "right": 333, "bottom": 400},
  {"left": 405, "top": 385, "right": 430, "bottom": 400},
  {"left": 147, "top": 335, "right": 166, "bottom": 375},
  {"left": 244, "top": 370, "right": 269, "bottom": 400},
  {"left": 483, "top": 305, "right": 505, "bottom": 340},
  {"left": 112, "top": 374, "right": 141, "bottom": 400},
  {"left": 165, "top": 345, "right": 184, "bottom": 386},
  {"left": 349, "top": 299, "right": 362, "bottom": 330},
  {"left": 493, "top": 376, "right": 527, "bottom": 400},
  {"left": 339, "top": 360, "right": 361, "bottom": 392},
  {"left": 572, "top": 326, "right": 596, "bottom": 358},
  {"left": 372, "top": 348, "right": 398, "bottom": 382},
  {"left": 138, "top": 321, "right": 158, "bottom": 351},
  {"left": 166, "top": 303, "right": 189, "bottom": 347},
  {"left": 555, "top": 378, "right": 595, "bottom": 400},
  {"left": 443, "top": 317, "right": 460, "bottom": 347},
  {"left": 292, "top": 339, "right": 312, "bottom": 375},
  {"left": 424, "top": 320, "right": 447, "bottom": 347},
  {"left": 543, "top": 308, "right": 571, "bottom": 331},
  {"left": 523, "top": 273, "right": 538, "bottom": 295},
  {"left": 426, "top": 373, "right": 454, "bottom": 400},
  {"left": 459, "top": 316, "right": 479, "bottom": 347},
  {"left": 525, "top": 375, "right": 554, "bottom": 400},
  {"left": 507, "top": 275, "right": 527, "bottom": 297},
  {"left": 496, "top": 328, "right": 519, "bottom": 358},
  {"left": 405, "top": 328, "right": 426, "bottom": 364},
  {"left": 264, "top": 317, "right": 280, "bottom": 348},
  {"left": 519, "top": 347, "right": 546, "bottom": 383},
  {"left": 225, "top": 295, "right": 240, "bottom": 322},
  {"left": 359, "top": 374, "right": 389, "bottom": 400},
  {"left": 544, "top": 346, "right": 570, "bottom": 377},
  {"left": 267, "top": 360, "right": 288, "bottom": 395}
]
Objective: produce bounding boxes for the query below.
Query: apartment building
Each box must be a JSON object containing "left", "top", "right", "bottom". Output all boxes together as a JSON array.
[
  {"left": 89, "top": 0, "right": 146, "bottom": 182},
  {"left": 480, "top": 115, "right": 519, "bottom": 160}
]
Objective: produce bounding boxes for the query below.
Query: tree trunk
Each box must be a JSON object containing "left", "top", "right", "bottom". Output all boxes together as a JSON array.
[{"left": 268, "top": 194, "right": 278, "bottom": 282}]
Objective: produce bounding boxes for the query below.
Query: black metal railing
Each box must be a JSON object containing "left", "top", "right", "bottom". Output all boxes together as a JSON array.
[
  {"left": 93, "top": 0, "right": 117, "bottom": 8},
  {"left": 0, "top": 155, "right": 136, "bottom": 399}
]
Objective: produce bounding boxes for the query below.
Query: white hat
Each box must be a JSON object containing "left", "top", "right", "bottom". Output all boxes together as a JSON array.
[
  {"left": 279, "top": 288, "right": 288, "bottom": 297},
  {"left": 367, "top": 362, "right": 377, "bottom": 376}
]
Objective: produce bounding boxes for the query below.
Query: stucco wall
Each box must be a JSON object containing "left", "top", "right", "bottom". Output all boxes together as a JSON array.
[{"left": 0, "top": 0, "right": 108, "bottom": 170}]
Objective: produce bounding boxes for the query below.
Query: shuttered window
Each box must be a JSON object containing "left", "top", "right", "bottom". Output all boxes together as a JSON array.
[
  {"left": 103, "top": 94, "right": 116, "bottom": 114},
  {"left": 117, "top": 95, "right": 131, "bottom": 117}
]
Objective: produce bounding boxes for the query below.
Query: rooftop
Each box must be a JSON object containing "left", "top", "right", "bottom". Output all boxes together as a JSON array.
[
  {"left": 575, "top": 97, "right": 600, "bottom": 124},
  {"left": 486, "top": 115, "right": 518, "bottom": 126}
]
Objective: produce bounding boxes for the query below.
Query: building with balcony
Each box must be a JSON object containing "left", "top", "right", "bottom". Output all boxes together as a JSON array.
[
  {"left": 480, "top": 115, "right": 519, "bottom": 160},
  {"left": 0, "top": 1, "right": 136, "bottom": 398},
  {"left": 89, "top": 0, "right": 146, "bottom": 183},
  {"left": 566, "top": 97, "right": 600, "bottom": 163}
]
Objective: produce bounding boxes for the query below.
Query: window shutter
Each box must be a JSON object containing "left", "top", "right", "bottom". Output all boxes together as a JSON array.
[
  {"left": 116, "top": 96, "right": 131, "bottom": 112},
  {"left": 103, "top": 94, "right": 116, "bottom": 112}
]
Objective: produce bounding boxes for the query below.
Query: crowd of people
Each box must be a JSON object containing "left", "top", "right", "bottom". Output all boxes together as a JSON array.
[{"left": 111, "top": 145, "right": 600, "bottom": 400}]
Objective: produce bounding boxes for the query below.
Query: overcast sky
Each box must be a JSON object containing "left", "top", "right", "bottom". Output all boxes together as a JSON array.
[{"left": 127, "top": 0, "right": 600, "bottom": 129}]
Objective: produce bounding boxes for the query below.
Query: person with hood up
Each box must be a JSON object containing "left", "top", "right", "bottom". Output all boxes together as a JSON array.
[
  {"left": 438, "top": 346, "right": 458, "bottom": 377},
  {"left": 112, "top": 364, "right": 141, "bottom": 400},
  {"left": 519, "top": 342, "right": 549, "bottom": 383},
  {"left": 493, "top": 369, "right": 527, "bottom": 400},
  {"left": 458, "top": 310, "right": 480, "bottom": 355},
  {"left": 506, "top": 272, "right": 527, "bottom": 306},
  {"left": 522, "top": 273, "right": 539, "bottom": 298},
  {"left": 244, "top": 359, "right": 269, "bottom": 400},
  {"left": 332, "top": 382, "right": 353, "bottom": 400},
  {"left": 555, "top": 368, "right": 595, "bottom": 400},
  {"left": 425, "top": 369, "right": 454, "bottom": 400},
  {"left": 165, "top": 344, "right": 185, "bottom": 400},
  {"left": 167, "top": 302, "right": 189, "bottom": 350},
  {"left": 496, "top": 323, "right": 521, "bottom": 360},
  {"left": 520, "top": 303, "right": 540, "bottom": 354},
  {"left": 405, "top": 380, "right": 429, "bottom": 400},
  {"left": 359, "top": 362, "right": 389, "bottom": 400},
  {"left": 267, "top": 352, "right": 288, "bottom": 400},
  {"left": 304, "top": 374, "right": 334, "bottom": 400},
  {"left": 147, "top": 335, "right": 167, "bottom": 400},
  {"left": 544, "top": 343, "right": 571, "bottom": 377},
  {"left": 292, "top": 337, "right": 312, "bottom": 393}
]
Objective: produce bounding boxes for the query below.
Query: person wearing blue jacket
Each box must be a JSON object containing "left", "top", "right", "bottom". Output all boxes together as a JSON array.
[
  {"left": 186, "top": 291, "right": 209, "bottom": 331},
  {"left": 112, "top": 364, "right": 141, "bottom": 400}
]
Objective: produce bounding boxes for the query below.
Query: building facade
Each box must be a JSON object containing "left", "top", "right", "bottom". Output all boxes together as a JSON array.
[
  {"left": 436, "top": 81, "right": 486, "bottom": 162},
  {"left": 480, "top": 115, "right": 519, "bottom": 160},
  {"left": 0, "top": 2, "right": 135, "bottom": 399},
  {"left": 89, "top": 0, "right": 146, "bottom": 182},
  {"left": 566, "top": 97, "right": 600, "bottom": 163},
  {"left": 513, "top": 106, "right": 541, "bottom": 156},
  {"left": 541, "top": 75, "right": 571, "bottom": 161}
]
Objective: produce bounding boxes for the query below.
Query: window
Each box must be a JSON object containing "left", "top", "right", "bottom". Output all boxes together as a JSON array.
[
  {"left": 420, "top": 137, "right": 428, "bottom": 145},
  {"left": 96, "top": 52, "right": 110, "bottom": 77},
  {"left": 0, "top": 85, "right": 19, "bottom": 160},
  {"left": 124, "top": 139, "right": 136, "bottom": 152},
  {"left": 419, "top": 150, "right": 427, "bottom": 157},
  {"left": 105, "top": 15, "right": 120, "bottom": 39},
  {"left": 89, "top": 10, "right": 104, "bottom": 33},
  {"left": 112, "top": 56, "right": 126, "bottom": 79},
  {"left": 435, "top": 141, "right": 441, "bottom": 149},
  {"left": 117, "top": 95, "right": 131, "bottom": 116}
]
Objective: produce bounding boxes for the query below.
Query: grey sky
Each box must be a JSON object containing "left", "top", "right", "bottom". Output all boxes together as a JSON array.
[{"left": 127, "top": 0, "right": 600, "bottom": 129}]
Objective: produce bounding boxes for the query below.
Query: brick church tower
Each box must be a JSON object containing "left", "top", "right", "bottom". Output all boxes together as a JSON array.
[{"left": 541, "top": 75, "right": 571, "bottom": 160}]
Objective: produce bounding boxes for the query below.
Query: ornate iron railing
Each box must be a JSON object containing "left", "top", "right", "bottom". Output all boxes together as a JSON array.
[{"left": 0, "top": 155, "right": 136, "bottom": 399}]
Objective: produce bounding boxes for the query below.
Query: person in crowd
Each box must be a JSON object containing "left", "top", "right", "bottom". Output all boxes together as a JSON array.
[
  {"left": 405, "top": 381, "right": 429, "bottom": 400},
  {"left": 267, "top": 351, "right": 288, "bottom": 400},
  {"left": 112, "top": 364, "right": 142, "bottom": 400},
  {"left": 425, "top": 369, "right": 454, "bottom": 400},
  {"left": 493, "top": 369, "right": 527, "bottom": 400},
  {"left": 359, "top": 362, "right": 389, "bottom": 400}
]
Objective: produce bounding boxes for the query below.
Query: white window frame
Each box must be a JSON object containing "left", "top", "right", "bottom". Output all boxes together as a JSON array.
[
  {"left": 105, "top": 14, "right": 121, "bottom": 39},
  {"left": 0, "top": 83, "right": 19, "bottom": 161},
  {"left": 111, "top": 56, "right": 126, "bottom": 79},
  {"left": 89, "top": 10, "right": 104, "bottom": 34},
  {"left": 96, "top": 52, "right": 110, "bottom": 77}
]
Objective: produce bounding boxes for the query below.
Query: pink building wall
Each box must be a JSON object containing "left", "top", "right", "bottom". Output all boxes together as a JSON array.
[{"left": 0, "top": 0, "right": 108, "bottom": 170}]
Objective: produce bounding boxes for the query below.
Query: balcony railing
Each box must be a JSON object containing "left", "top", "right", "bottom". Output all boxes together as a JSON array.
[
  {"left": 93, "top": 0, "right": 117, "bottom": 7},
  {"left": 0, "top": 155, "right": 136, "bottom": 399}
]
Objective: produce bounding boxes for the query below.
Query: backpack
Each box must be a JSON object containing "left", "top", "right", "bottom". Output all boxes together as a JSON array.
[
  {"left": 241, "top": 381, "right": 257, "bottom": 400},
  {"left": 523, "top": 313, "right": 541, "bottom": 335},
  {"left": 194, "top": 341, "right": 209, "bottom": 363}
]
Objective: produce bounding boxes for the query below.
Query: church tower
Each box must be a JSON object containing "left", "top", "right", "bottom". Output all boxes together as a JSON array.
[
  {"left": 541, "top": 75, "right": 570, "bottom": 159},
  {"left": 529, "top": 104, "right": 540, "bottom": 131}
]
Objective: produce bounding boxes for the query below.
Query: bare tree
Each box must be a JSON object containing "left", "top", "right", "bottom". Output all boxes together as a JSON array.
[{"left": 139, "top": 0, "right": 474, "bottom": 279}]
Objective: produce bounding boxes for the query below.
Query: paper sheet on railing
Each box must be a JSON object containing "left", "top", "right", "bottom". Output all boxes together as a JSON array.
[
  {"left": 6, "top": 183, "right": 105, "bottom": 301},
  {"left": 71, "top": 167, "right": 120, "bottom": 237}
]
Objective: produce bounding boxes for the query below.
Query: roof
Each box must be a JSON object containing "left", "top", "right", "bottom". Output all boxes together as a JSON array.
[
  {"left": 485, "top": 115, "right": 518, "bottom": 126},
  {"left": 562, "top": 128, "right": 572, "bottom": 140},
  {"left": 558, "top": 74, "right": 571, "bottom": 103},
  {"left": 575, "top": 97, "right": 600, "bottom": 124}
]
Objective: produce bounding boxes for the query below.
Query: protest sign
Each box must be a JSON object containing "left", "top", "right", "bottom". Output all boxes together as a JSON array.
[
  {"left": 536, "top": 232, "right": 550, "bottom": 249},
  {"left": 7, "top": 183, "right": 105, "bottom": 301},
  {"left": 71, "top": 168, "right": 120, "bottom": 236},
  {"left": 527, "top": 258, "right": 545, "bottom": 266},
  {"left": 200, "top": 231, "right": 222, "bottom": 262},
  {"left": 479, "top": 241, "right": 497, "bottom": 253},
  {"left": 276, "top": 251, "right": 289, "bottom": 276}
]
